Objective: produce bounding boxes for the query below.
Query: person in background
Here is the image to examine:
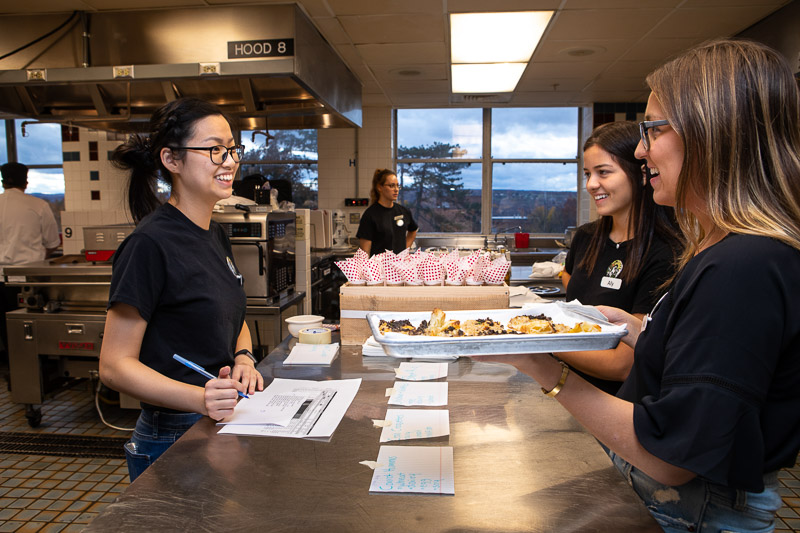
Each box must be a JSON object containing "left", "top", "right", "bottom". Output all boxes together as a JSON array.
[
  {"left": 0, "top": 162, "right": 60, "bottom": 361},
  {"left": 477, "top": 39, "right": 800, "bottom": 532},
  {"left": 99, "top": 97, "right": 263, "bottom": 482},
  {"left": 357, "top": 168, "right": 418, "bottom": 256},
  {"left": 558, "top": 122, "right": 681, "bottom": 394}
]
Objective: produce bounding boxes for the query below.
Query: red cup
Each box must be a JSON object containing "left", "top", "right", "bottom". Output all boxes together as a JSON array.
[{"left": 514, "top": 232, "right": 529, "bottom": 248}]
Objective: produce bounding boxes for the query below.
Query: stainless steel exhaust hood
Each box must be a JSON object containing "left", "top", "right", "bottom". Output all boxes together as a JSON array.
[{"left": 0, "top": 5, "right": 362, "bottom": 132}]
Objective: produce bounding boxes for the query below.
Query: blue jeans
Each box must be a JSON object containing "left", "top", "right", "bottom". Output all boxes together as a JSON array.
[
  {"left": 124, "top": 409, "right": 203, "bottom": 482},
  {"left": 608, "top": 450, "right": 782, "bottom": 532}
]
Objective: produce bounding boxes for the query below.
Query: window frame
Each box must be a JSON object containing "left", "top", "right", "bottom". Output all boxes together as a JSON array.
[{"left": 394, "top": 107, "right": 583, "bottom": 236}]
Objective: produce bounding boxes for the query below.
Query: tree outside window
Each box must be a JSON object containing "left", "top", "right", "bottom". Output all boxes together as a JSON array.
[{"left": 239, "top": 129, "right": 318, "bottom": 209}]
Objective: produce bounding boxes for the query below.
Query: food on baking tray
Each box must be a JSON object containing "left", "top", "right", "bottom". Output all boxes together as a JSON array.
[{"left": 378, "top": 308, "right": 603, "bottom": 337}]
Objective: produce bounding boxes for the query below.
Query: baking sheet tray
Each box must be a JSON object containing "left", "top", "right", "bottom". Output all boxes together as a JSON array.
[{"left": 366, "top": 304, "right": 627, "bottom": 359}]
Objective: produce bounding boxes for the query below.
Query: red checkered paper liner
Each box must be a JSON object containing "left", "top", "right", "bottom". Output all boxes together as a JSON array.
[
  {"left": 469, "top": 253, "right": 490, "bottom": 281},
  {"left": 335, "top": 258, "right": 364, "bottom": 283},
  {"left": 483, "top": 255, "right": 510, "bottom": 284},
  {"left": 381, "top": 253, "right": 403, "bottom": 284},
  {"left": 363, "top": 255, "right": 384, "bottom": 284},
  {"left": 421, "top": 255, "right": 444, "bottom": 285},
  {"left": 394, "top": 260, "right": 418, "bottom": 283},
  {"left": 444, "top": 258, "right": 465, "bottom": 285}
]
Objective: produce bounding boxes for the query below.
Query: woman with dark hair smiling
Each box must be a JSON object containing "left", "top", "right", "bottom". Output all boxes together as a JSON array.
[
  {"left": 560, "top": 121, "right": 680, "bottom": 395},
  {"left": 100, "top": 97, "right": 263, "bottom": 481}
]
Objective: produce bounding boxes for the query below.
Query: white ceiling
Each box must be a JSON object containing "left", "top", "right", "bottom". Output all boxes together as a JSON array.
[{"left": 0, "top": 0, "right": 793, "bottom": 108}]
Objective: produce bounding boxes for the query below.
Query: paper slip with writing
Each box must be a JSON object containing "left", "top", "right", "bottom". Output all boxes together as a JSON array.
[
  {"left": 369, "top": 445, "right": 454, "bottom": 495},
  {"left": 284, "top": 343, "right": 339, "bottom": 365},
  {"left": 380, "top": 409, "right": 449, "bottom": 443},
  {"left": 217, "top": 378, "right": 361, "bottom": 438},
  {"left": 387, "top": 381, "right": 448, "bottom": 406},
  {"left": 394, "top": 362, "right": 448, "bottom": 381}
]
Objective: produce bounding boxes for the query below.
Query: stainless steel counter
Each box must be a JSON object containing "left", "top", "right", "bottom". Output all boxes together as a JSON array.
[{"left": 86, "top": 336, "right": 659, "bottom": 532}]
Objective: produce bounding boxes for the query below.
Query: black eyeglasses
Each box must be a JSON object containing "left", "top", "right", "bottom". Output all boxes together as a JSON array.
[
  {"left": 638, "top": 120, "right": 670, "bottom": 151},
  {"left": 170, "top": 144, "right": 244, "bottom": 165}
]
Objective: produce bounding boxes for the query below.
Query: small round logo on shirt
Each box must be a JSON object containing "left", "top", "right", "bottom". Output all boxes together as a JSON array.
[
  {"left": 606, "top": 260, "right": 623, "bottom": 278},
  {"left": 394, "top": 214, "right": 404, "bottom": 227}
]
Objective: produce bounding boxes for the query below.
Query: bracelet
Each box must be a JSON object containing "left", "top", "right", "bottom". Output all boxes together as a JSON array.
[
  {"left": 541, "top": 361, "right": 570, "bottom": 398},
  {"left": 234, "top": 348, "right": 257, "bottom": 364}
]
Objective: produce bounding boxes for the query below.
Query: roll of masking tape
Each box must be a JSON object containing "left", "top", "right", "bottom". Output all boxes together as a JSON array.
[{"left": 299, "top": 327, "right": 331, "bottom": 345}]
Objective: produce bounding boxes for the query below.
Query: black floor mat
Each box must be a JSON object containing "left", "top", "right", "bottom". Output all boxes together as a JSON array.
[{"left": 0, "top": 431, "right": 128, "bottom": 458}]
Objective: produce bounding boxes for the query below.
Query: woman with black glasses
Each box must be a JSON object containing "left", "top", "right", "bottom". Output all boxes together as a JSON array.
[
  {"left": 100, "top": 97, "right": 263, "bottom": 481},
  {"left": 476, "top": 40, "right": 800, "bottom": 532},
  {"left": 357, "top": 168, "right": 418, "bottom": 256}
]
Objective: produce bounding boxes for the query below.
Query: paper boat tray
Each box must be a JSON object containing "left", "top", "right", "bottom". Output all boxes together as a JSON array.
[{"left": 366, "top": 304, "right": 627, "bottom": 359}]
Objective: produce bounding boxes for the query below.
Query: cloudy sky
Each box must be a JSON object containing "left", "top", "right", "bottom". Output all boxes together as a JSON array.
[{"left": 397, "top": 108, "right": 579, "bottom": 192}]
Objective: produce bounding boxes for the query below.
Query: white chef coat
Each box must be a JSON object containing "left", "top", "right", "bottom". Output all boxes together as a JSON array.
[{"left": 0, "top": 188, "right": 60, "bottom": 275}]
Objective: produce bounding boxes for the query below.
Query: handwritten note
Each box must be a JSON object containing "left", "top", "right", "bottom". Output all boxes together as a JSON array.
[
  {"left": 369, "top": 445, "right": 454, "bottom": 495},
  {"left": 394, "top": 362, "right": 449, "bottom": 381},
  {"left": 379, "top": 409, "right": 449, "bottom": 442},
  {"left": 387, "top": 382, "right": 448, "bottom": 406}
]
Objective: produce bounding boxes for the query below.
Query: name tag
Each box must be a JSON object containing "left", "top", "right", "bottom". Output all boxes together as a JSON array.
[{"left": 600, "top": 276, "right": 622, "bottom": 290}]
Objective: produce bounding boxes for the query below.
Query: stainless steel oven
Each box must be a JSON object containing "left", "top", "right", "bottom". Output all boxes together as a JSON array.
[{"left": 212, "top": 208, "right": 296, "bottom": 306}]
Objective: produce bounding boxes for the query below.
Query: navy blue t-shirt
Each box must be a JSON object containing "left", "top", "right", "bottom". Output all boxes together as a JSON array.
[{"left": 108, "top": 203, "right": 246, "bottom": 411}]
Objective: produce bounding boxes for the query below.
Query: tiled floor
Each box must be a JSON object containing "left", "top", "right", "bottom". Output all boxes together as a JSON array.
[
  {"left": 1, "top": 363, "right": 799, "bottom": 532},
  {"left": 0, "top": 363, "right": 138, "bottom": 533}
]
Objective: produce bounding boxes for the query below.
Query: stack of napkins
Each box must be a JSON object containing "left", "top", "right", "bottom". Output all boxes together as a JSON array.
[
  {"left": 283, "top": 343, "right": 339, "bottom": 365},
  {"left": 362, "top": 336, "right": 388, "bottom": 357}
]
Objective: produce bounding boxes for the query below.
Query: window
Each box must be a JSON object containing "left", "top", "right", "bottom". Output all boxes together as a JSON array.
[
  {"left": 1, "top": 120, "right": 65, "bottom": 228},
  {"left": 396, "top": 108, "right": 579, "bottom": 235},
  {"left": 491, "top": 108, "right": 578, "bottom": 233},
  {"left": 239, "top": 129, "right": 318, "bottom": 209},
  {"left": 397, "top": 109, "right": 482, "bottom": 232}
]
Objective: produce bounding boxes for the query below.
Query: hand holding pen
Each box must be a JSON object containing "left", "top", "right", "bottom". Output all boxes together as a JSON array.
[{"left": 173, "top": 354, "right": 251, "bottom": 421}]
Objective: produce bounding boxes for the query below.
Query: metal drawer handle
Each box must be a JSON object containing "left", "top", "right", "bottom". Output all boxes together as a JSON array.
[
  {"left": 23, "top": 322, "right": 34, "bottom": 340},
  {"left": 66, "top": 323, "right": 85, "bottom": 334}
]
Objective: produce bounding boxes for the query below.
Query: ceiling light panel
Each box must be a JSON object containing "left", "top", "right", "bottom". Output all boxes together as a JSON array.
[
  {"left": 451, "top": 63, "right": 528, "bottom": 93},
  {"left": 450, "top": 11, "right": 553, "bottom": 64}
]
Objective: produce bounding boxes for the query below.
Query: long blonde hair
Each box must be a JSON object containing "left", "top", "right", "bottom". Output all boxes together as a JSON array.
[{"left": 646, "top": 39, "right": 800, "bottom": 269}]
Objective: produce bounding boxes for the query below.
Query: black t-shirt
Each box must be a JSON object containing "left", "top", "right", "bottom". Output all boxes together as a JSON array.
[
  {"left": 108, "top": 203, "right": 247, "bottom": 411},
  {"left": 564, "top": 223, "right": 676, "bottom": 394},
  {"left": 356, "top": 202, "right": 418, "bottom": 256},
  {"left": 619, "top": 234, "right": 800, "bottom": 492}
]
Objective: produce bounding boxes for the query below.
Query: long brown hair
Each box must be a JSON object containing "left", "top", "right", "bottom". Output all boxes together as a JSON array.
[
  {"left": 369, "top": 168, "right": 396, "bottom": 205},
  {"left": 578, "top": 121, "right": 680, "bottom": 282},
  {"left": 646, "top": 39, "right": 800, "bottom": 271}
]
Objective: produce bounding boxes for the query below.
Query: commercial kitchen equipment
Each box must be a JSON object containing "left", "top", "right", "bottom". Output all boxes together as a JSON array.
[
  {"left": 212, "top": 207, "right": 304, "bottom": 358},
  {"left": 3, "top": 260, "right": 137, "bottom": 427},
  {"left": 83, "top": 224, "right": 135, "bottom": 262},
  {"left": 0, "top": 4, "right": 361, "bottom": 132}
]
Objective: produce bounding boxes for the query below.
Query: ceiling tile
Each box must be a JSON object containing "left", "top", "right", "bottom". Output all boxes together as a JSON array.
[
  {"left": 381, "top": 79, "right": 451, "bottom": 94},
  {"left": 326, "top": 0, "right": 443, "bottom": 16},
  {"left": 656, "top": 5, "right": 781, "bottom": 38},
  {"left": 523, "top": 61, "right": 612, "bottom": 80},
  {"left": 534, "top": 39, "right": 637, "bottom": 63},
  {"left": 602, "top": 60, "right": 662, "bottom": 79},
  {"left": 448, "top": 0, "right": 561, "bottom": 12},
  {"left": 546, "top": 8, "right": 672, "bottom": 41},
  {"left": 515, "top": 78, "right": 590, "bottom": 92},
  {"left": 338, "top": 14, "right": 444, "bottom": 44},
  {"left": 355, "top": 43, "right": 448, "bottom": 65},
  {"left": 313, "top": 17, "right": 352, "bottom": 45},
  {"left": 370, "top": 64, "right": 448, "bottom": 82},
  {"left": 619, "top": 38, "right": 706, "bottom": 61}
]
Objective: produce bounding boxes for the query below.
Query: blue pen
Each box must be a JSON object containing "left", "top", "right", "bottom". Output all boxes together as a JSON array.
[{"left": 173, "top": 354, "right": 249, "bottom": 399}]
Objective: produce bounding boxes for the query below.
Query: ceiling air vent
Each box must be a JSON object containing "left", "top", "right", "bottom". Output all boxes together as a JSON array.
[{"left": 450, "top": 93, "right": 512, "bottom": 104}]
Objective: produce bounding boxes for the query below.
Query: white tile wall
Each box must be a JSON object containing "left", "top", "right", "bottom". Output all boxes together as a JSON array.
[{"left": 60, "top": 129, "right": 131, "bottom": 255}]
